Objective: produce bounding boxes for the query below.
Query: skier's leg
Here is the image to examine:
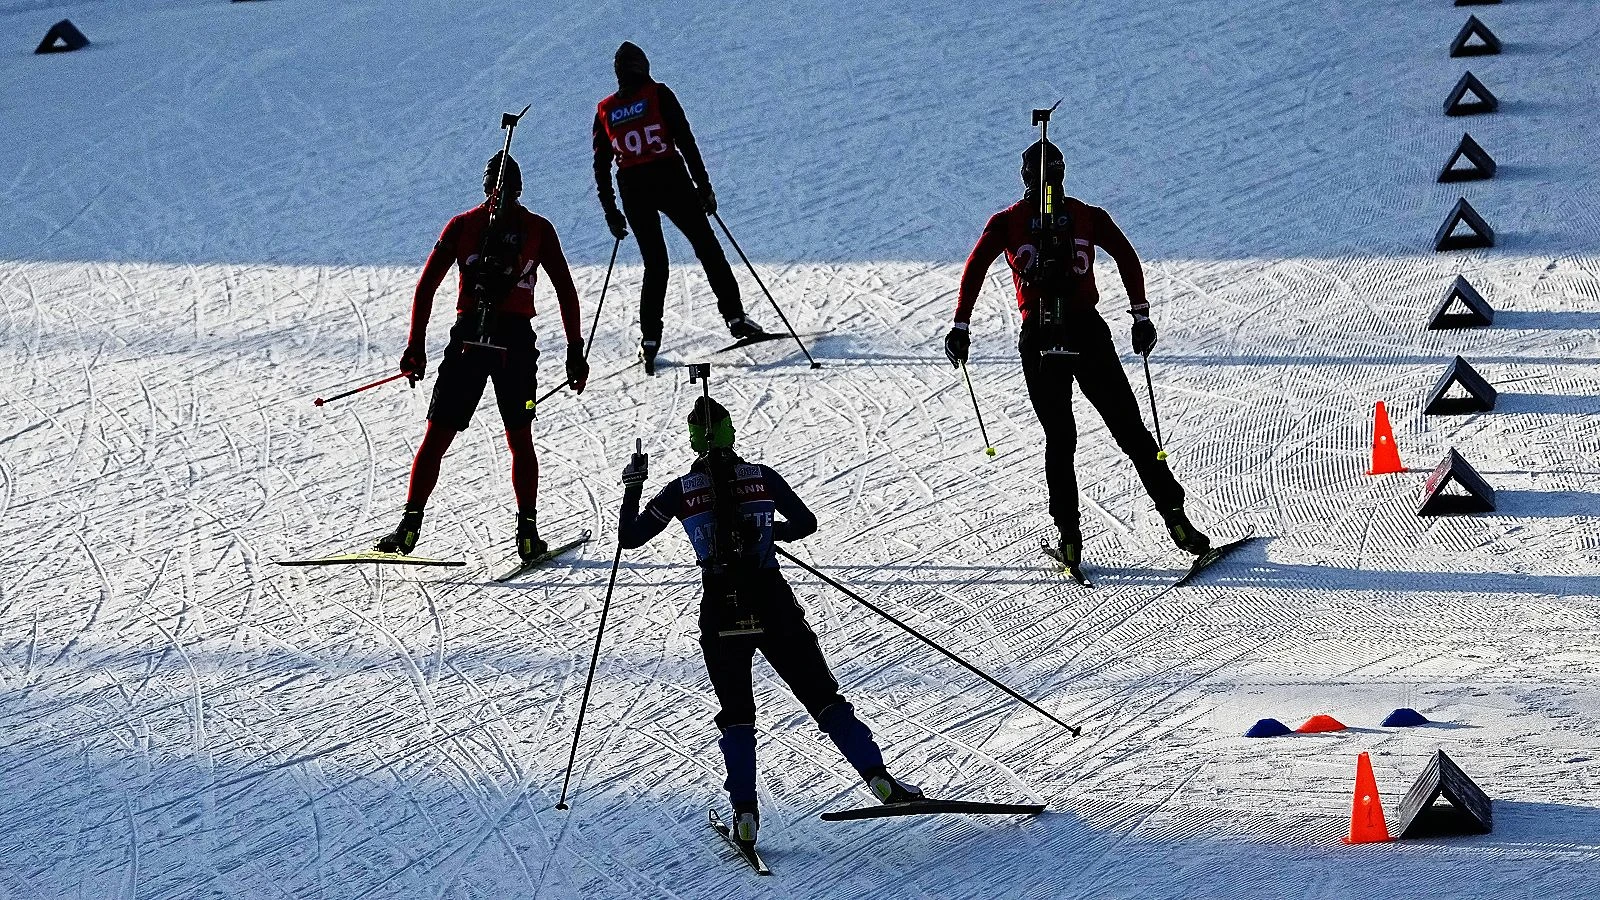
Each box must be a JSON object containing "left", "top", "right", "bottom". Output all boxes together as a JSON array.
[
  {"left": 700, "top": 630, "right": 760, "bottom": 805},
  {"left": 754, "top": 576, "right": 887, "bottom": 774},
  {"left": 1019, "top": 330, "right": 1082, "bottom": 542},
  {"left": 376, "top": 326, "right": 485, "bottom": 553},
  {"left": 621, "top": 183, "right": 669, "bottom": 347},
  {"left": 405, "top": 421, "right": 458, "bottom": 509},
  {"left": 1073, "top": 316, "right": 1184, "bottom": 511},
  {"left": 660, "top": 182, "right": 745, "bottom": 323}
]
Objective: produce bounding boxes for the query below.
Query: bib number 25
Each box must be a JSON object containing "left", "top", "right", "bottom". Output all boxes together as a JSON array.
[{"left": 613, "top": 124, "right": 667, "bottom": 158}]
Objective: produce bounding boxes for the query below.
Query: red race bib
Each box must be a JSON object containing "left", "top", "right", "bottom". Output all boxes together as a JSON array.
[{"left": 598, "top": 82, "right": 676, "bottom": 169}]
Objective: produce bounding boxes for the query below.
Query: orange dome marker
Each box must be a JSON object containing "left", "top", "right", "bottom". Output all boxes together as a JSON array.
[
  {"left": 1367, "top": 401, "right": 1407, "bottom": 475},
  {"left": 1297, "top": 714, "right": 1347, "bottom": 733},
  {"left": 1344, "top": 752, "right": 1392, "bottom": 844}
]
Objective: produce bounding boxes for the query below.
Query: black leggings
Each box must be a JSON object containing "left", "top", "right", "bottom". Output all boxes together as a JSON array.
[
  {"left": 1020, "top": 313, "right": 1183, "bottom": 539},
  {"left": 618, "top": 160, "right": 744, "bottom": 343},
  {"left": 698, "top": 570, "right": 846, "bottom": 732}
]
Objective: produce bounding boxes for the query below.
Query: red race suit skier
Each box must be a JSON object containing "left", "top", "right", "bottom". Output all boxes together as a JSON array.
[
  {"left": 375, "top": 152, "right": 588, "bottom": 563},
  {"left": 943, "top": 139, "right": 1210, "bottom": 570}
]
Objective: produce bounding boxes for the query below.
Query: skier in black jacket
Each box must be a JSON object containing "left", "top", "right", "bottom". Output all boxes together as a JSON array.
[
  {"left": 594, "top": 42, "right": 765, "bottom": 374},
  {"left": 617, "top": 397, "right": 919, "bottom": 851}
]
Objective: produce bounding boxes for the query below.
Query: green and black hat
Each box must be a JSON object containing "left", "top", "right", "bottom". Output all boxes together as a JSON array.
[{"left": 688, "top": 396, "right": 735, "bottom": 452}]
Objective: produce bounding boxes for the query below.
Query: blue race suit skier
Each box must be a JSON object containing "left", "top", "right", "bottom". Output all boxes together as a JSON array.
[{"left": 617, "top": 396, "right": 920, "bottom": 851}]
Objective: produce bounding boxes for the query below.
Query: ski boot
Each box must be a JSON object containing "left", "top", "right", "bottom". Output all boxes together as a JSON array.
[
  {"left": 1057, "top": 527, "right": 1083, "bottom": 569},
  {"left": 864, "top": 766, "right": 924, "bottom": 804},
  {"left": 374, "top": 506, "right": 423, "bottom": 555},
  {"left": 725, "top": 316, "right": 766, "bottom": 340},
  {"left": 516, "top": 511, "right": 547, "bottom": 563},
  {"left": 1159, "top": 504, "right": 1211, "bottom": 555},
  {"left": 732, "top": 801, "right": 759, "bottom": 848},
  {"left": 639, "top": 339, "right": 659, "bottom": 376}
]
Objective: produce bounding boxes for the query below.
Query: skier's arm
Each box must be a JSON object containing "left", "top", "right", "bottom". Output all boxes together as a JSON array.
[
  {"left": 763, "top": 466, "right": 817, "bottom": 542},
  {"left": 657, "top": 85, "right": 711, "bottom": 190},
  {"left": 952, "top": 214, "right": 1009, "bottom": 326},
  {"left": 1094, "top": 208, "right": 1149, "bottom": 317},
  {"left": 408, "top": 229, "right": 457, "bottom": 348},
  {"left": 592, "top": 111, "right": 619, "bottom": 212},
  {"left": 537, "top": 219, "right": 585, "bottom": 346},
  {"left": 619, "top": 479, "right": 679, "bottom": 549}
]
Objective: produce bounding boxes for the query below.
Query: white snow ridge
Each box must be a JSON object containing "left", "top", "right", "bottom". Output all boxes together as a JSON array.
[{"left": 2, "top": 1, "right": 1598, "bottom": 898}]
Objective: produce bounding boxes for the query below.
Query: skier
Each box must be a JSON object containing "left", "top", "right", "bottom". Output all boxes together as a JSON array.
[
  {"left": 592, "top": 41, "right": 765, "bottom": 374},
  {"left": 617, "top": 396, "right": 920, "bottom": 851},
  {"left": 942, "top": 138, "right": 1209, "bottom": 569},
  {"left": 375, "top": 152, "right": 589, "bottom": 563}
]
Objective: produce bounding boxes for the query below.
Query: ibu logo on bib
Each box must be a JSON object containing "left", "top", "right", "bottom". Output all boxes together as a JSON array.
[{"left": 610, "top": 100, "right": 648, "bottom": 125}]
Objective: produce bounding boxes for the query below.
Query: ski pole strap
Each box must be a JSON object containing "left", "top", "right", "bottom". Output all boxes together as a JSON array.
[{"left": 773, "top": 547, "right": 1081, "bottom": 737}]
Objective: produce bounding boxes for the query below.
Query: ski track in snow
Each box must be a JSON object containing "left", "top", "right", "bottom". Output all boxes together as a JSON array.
[{"left": 2, "top": 1, "right": 1600, "bottom": 898}]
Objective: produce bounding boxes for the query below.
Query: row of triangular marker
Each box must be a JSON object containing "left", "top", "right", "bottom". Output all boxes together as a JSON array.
[{"left": 1395, "top": 1, "right": 1511, "bottom": 516}]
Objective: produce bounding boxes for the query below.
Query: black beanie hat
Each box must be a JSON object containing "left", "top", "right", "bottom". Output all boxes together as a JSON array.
[{"left": 484, "top": 151, "right": 521, "bottom": 198}]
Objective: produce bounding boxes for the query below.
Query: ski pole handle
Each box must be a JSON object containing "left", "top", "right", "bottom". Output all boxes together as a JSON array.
[{"left": 313, "top": 372, "right": 410, "bottom": 407}]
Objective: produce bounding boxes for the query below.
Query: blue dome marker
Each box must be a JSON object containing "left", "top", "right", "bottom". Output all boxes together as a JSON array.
[
  {"left": 1246, "top": 718, "right": 1292, "bottom": 738},
  {"left": 1382, "top": 708, "right": 1429, "bottom": 727}
]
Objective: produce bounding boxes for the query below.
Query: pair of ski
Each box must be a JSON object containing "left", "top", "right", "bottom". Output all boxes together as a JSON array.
[
  {"left": 1041, "top": 532, "right": 1256, "bottom": 588},
  {"left": 274, "top": 531, "right": 592, "bottom": 582},
  {"left": 709, "top": 798, "right": 1046, "bottom": 876}
]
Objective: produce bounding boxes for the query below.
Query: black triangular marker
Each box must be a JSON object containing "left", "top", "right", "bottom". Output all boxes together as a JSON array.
[
  {"left": 1417, "top": 450, "right": 1496, "bottom": 515},
  {"left": 1424, "top": 356, "right": 1497, "bottom": 415},
  {"left": 1434, "top": 197, "right": 1494, "bottom": 251},
  {"left": 1445, "top": 71, "right": 1499, "bottom": 116},
  {"left": 1428, "top": 276, "right": 1494, "bottom": 329},
  {"left": 1451, "top": 16, "right": 1502, "bottom": 57}
]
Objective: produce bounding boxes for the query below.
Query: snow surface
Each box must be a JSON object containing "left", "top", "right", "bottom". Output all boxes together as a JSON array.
[{"left": 3, "top": 1, "right": 1599, "bottom": 897}]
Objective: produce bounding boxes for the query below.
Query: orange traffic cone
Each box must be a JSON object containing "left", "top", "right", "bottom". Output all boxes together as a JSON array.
[
  {"left": 1344, "top": 751, "right": 1391, "bottom": 844},
  {"left": 1367, "top": 401, "right": 1406, "bottom": 475}
]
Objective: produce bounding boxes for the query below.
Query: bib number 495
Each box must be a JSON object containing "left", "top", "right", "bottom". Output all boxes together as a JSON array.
[{"left": 613, "top": 124, "right": 667, "bottom": 158}]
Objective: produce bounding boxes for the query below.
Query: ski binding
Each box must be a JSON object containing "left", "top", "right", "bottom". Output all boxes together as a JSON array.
[
  {"left": 492, "top": 531, "right": 593, "bottom": 583},
  {"left": 708, "top": 809, "right": 771, "bottom": 875}
]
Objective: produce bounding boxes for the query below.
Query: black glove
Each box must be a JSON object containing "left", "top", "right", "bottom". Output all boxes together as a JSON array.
[
  {"left": 565, "top": 343, "right": 589, "bottom": 393},
  {"left": 621, "top": 447, "right": 648, "bottom": 486},
  {"left": 400, "top": 343, "right": 426, "bottom": 384},
  {"left": 605, "top": 207, "right": 629, "bottom": 240},
  {"left": 1131, "top": 315, "right": 1157, "bottom": 357},
  {"left": 699, "top": 184, "right": 718, "bottom": 215},
  {"left": 943, "top": 326, "right": 970, "bottom": 368}
]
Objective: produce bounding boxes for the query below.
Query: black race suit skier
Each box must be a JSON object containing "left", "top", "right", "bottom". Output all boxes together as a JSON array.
[
  {"left": 593, "top": 41, "right": 765, "bottom": 374},
  {"left": 943, "top": 139, "right": 1209, "bottom": 568},
  {"left": 617, "top": 397, "right": 919, "bottom": 852},
  {"left": 375, "top": 153, "right": 589, "bottom": 563}
]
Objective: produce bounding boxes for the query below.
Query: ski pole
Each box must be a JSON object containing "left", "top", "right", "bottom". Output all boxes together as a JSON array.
[
  {"left": 1141, "top": 355, "right": 1168, "bottom": 461},
  {"left": 537, "top": 237, "right": 621, "bottom": 406},
  {"left": 312, "top": 372, "right": 410, "bottom": 407},
  {"left": 555, "top": 438, "right": 637, "bottom": 809},
  {"left": 711, "top": 211, "right": 821, "bottom": 369},
  {"left": 959, "top": 361, "right": 996, "bottom": 457},
  {"left": 774, "top": 547, "right": 1082, "bottom": 737}
]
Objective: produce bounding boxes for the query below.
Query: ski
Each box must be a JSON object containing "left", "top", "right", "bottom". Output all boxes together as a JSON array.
[
  {"left": 275, "top": 551, "right": 464, "bottom": 568},
  {"left": 492, "top": 530, "right": 593, "bottom": 583},
  {"left": 708, "top": 809, "right": 771, "bottom": 876},
  {"left": 1039, "top": 544, "right": 1093, "bottom": 586},
  {"left": 1174, "top": 532, "right": 1256, "bottom": 588},
  {"left": 821, "top": 798, "right": 1046, "bottom": 822},
  {"left": 716, "top": 331, "right": 827, "bottom": 354}
]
